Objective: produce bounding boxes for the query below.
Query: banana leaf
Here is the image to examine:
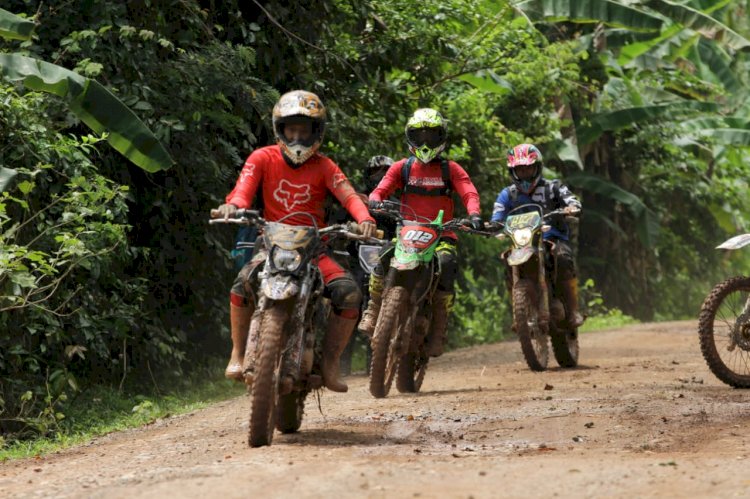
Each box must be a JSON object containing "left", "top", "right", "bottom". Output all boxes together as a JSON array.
[
  {"left": 0, "top": 8, "right": 34, "bottom": 41},
  {"left": 516, "top": 0, "right": 663, "bottom": 32},
  {"left": 0, "top": 54, "right": 173, "bottom": 173},
  {"left": 645, "top": 0, "right": 750, "bottom": 51},
  {"left": 0, "top": 166, "right": 18, "bottom": 192},
  {"left": 578, "top": 100, "right": 720, "bottom": 145},
  {"left": 566, "top": 172, "right": 660, "bottom": 248},
  {"left": 695, "top": 39, "right": 744, "bottom": 94}
]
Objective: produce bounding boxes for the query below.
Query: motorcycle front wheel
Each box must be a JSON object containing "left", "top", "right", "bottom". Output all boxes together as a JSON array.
[
  {"left": 699, "top": 276, "right": 750, "bottom": 388},
  {"left": 248, "top": 299, "right": 290, "bottom": 447},
  {"left": 513, "top": 279, "right": 549, "bottom": 371},
  {"left": 370, "top": 286, "right": 409, "bottom": 398}
]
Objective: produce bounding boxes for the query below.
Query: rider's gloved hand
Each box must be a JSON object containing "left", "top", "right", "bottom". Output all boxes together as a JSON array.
[
  {"left": 469, "top": 214, "right": 483, "bottom": 231},
  {"left": 485, "top": 221, "right": 503, "bottom": 232},
  {"left": 563, "top": 206, "right": 581, "bottom": 216},
  {"left": 358, "top": 220, "right": 377, "bottom": 238},
  {"left": 215, "top": 203, "right": 237, "bottom": 220},
  {"left": 368, "top": 199, "right": 384, "bottom": 211}
]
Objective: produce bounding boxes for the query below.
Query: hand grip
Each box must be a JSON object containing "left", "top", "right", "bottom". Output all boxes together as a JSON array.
[
  {"left": 350, "top": 222, "right": 384, "bottom": 239},
  {"left": 210, "top": 208, "right": 221, "bottom": 218}
]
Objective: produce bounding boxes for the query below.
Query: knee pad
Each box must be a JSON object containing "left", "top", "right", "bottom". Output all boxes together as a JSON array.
[{"left": 327, "top": 277, "right": 363, "bottom": 312}]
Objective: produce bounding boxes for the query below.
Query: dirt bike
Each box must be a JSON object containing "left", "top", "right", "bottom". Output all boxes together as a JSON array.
[
  {"left": 698, "top": 234, "right": 750, "bottom": 388},
  {"left": 367, "top": 201, "right": 490, "bottom": 398},
  {"left": 210, "top": 209, "right": 382, "bottom": 447},
  {"left": 496, "top": 204, "right": 580, "bottom": 371}
]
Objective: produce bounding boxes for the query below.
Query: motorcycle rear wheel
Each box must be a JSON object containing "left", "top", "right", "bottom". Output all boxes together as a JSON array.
[
  {"left": 699, "top": 276, "right": 750, "bottom": 388},
  {"left": 550, "top": 324, "right": 579, "bottom": 368},
  {"left": 248, "top": 300, "right": 289, "bottom": 447},
  {"left": 370, "top": 286, "right": 408, "bottom": 398},
  {"left": 276, "top": 391, "right": 307, "bottom": 434},
  {"left": 396, "top": 352, "right": 428, "bottom": 393},
  {"left": 514, "top": 279, "right": 549, "bottom": 371}
]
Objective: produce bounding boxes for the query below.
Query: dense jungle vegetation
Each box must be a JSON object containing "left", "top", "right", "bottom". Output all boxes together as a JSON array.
[{"left": 1, "top": 0, "right": 749, "bottom": 444}]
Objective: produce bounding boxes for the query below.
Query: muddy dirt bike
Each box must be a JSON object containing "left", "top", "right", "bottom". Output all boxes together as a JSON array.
[
  {"left": 698, "top": 234, "right": 750, "bottom": 388},
  {"left": 367, "top": 201, "right": 491, "bottom": 398},
  {"left": 496, "top": 204, "right": 580, "bottom": 371},
  {"left": 210, "top": 209, "right": 383, "bottom": 447}
]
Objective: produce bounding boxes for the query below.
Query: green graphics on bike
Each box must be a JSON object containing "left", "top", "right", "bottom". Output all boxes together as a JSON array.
[
  {"left": 505, "top": 210, "right": 541, "bottom": 266},
  {"left": 392, "top": 210, "right": 445, "bottom": 270}
]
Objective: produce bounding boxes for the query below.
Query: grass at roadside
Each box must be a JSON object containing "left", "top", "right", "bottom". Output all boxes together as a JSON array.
[
  {"left": 0, "top": 369, "right": 245, "bottom": 461},
  {"left": 579, "top": 308, "right": 639, "bottom": 332}
]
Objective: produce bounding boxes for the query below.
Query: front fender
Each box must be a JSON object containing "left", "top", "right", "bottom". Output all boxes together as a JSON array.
[
  {"left": 261, "top": 274, "right": 300, "bottom": 300},
  {"left": 507, "top": 246, "right": 535, "bottom": 266}
]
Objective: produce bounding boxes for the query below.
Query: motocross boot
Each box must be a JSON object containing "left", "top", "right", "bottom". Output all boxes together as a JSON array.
[
  {"left": 560, "top": 277, "right": 585, "bottom": 329},
  {"left": 225, "top": 303, "right": 254, "bottom": 380},
  {"left": 322, "top": 312, "right": 357, "bottom": 392},
  {"left": 358, "top": 273, "right": 384, "bottom": 337},
  {"left": 426, "top": 291, "right": 453, "bottom": 357}
]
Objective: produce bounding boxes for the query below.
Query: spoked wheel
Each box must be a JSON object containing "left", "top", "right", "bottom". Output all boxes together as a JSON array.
[
  {"left": 248, "top": 300, "right": 289, "bottom": 447},
  {"left": 396, "top": 352, "right": 429, "bottom": 393},
  {"left": 699, "top": 276, "right": 750, "bottom": 388},
  {"left": 514, "top": 279, "right": 549, "bottom": 371},
  {"left": 276, "top": 391, "right": 307, "bottom": 434},
  {"left": 370, "top": 286, "right": 409, "bottom": 398},
  {"left": 551, "top": 324, "right": 579, "bottom": 368}
]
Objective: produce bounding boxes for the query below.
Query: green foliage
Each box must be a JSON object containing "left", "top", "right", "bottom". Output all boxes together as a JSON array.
[
  {"left": 0, "top": 85, "right": 177, "bottom": 438},
  {"left": 0, "top": 367, "right": 244, "bottom": 460},
  {"left": 2, "top": 0, "right": 750, "bottom": 445}
]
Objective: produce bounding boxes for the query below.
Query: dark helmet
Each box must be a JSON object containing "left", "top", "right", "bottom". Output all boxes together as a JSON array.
[
  {"left": 507, "top": 143, "right": 543, "bottom": 194},
  {"left": 272, "top": 90, "right": 326, "bottom": 165},
  {"left": 364, "top": 155, "right": 393, "bottom": 192}
]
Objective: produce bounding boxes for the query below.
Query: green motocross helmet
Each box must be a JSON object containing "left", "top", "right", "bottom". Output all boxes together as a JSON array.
[{"left": 405, "top": 108, "right": 447, "bottom": 164}]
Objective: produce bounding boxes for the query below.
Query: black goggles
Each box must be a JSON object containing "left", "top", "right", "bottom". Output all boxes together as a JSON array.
[{"left": 407, "top": 128, "right": 445, "bottom": 148}]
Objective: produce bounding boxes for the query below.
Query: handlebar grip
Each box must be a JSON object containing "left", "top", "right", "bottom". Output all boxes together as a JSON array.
[{"left": 349, "top": 222, "right": 384, "bottom": 239}]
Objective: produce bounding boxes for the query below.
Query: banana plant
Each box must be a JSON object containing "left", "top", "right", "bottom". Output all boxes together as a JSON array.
[{"left": 0, "top": 8, "right": 174, "bottom": 192}]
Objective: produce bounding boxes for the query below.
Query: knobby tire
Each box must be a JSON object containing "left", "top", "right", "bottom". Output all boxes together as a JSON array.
[{"left": 699, "top": 276, "right": 750, "bottom": 388}]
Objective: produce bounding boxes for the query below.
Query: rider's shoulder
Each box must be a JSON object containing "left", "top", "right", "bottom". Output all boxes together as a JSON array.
[{"left": 251, "top": 144, "right": 281, "bottom": 160}]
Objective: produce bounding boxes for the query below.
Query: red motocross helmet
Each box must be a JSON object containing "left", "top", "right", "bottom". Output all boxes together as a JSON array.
[{"left": 507, "top": 144, "right": 543, "bottom": 194}]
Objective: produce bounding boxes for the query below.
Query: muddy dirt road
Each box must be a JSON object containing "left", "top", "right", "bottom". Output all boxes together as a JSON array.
[{"left": 3, "top": 321, "right": 750, "bottom": 498}]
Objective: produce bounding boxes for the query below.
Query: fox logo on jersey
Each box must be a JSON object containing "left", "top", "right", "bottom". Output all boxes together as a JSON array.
[{"left": 273, "top": 179, "right": 312, "bottom": 211}]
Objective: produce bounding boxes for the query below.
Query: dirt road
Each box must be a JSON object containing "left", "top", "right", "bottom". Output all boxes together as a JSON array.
[{"left": 2, "top": 321, "right": 750, "bottom": 498}]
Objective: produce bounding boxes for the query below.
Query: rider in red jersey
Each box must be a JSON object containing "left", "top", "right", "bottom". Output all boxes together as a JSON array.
[
  {"left": 214, "top": 90, "right": 376, "bottom": 392},
  {"left": 359, "top": 108, "right": 482, "bottom": 357}
]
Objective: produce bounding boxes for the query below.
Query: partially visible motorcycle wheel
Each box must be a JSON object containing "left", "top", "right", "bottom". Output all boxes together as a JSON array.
[
  {"left": 514, "top": 279, "right": 549, "bottom": 371},
  {"left": 248, "top": 300, "right": 289, "bottom": 447},
  {"left": 396, "top": 352, "right": 428, "bottom": 393},
  {"left": 550, "top": 325, "right": 579, "bottom": 368},
  {"left": 276, "top": 391, "right": 307, "bottom": 434},
  {"left": 370, "top": 286, "right": 408, "bottom": 398},
  {"left": 699, "top": 276, "right": 750, "bottom": 388}
]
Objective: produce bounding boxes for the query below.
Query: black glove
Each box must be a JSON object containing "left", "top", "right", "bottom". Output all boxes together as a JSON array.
[
  {"left": 369, "top": 200, "right": 384, "bottom": 210},
  {"left": 469, "top": 214, "right": 483, "bottom": 231}
]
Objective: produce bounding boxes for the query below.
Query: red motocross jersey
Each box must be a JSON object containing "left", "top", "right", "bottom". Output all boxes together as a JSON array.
[
  {"left": 225, "top": 145, "right": 374, "bottom": 227},
  {"left": 369, "top": 157, "right": 481, "bottom": 239}
]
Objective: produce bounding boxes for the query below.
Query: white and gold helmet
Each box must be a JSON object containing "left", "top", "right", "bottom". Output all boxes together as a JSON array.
[{"left": 272, "top": 90, "right": 327, "bottom": 165}]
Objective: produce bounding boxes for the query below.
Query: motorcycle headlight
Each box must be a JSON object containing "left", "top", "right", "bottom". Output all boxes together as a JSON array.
[
  {"left": 511, "top": 228, "right": 533, "bottom": 246},
  {"left": 271, "top": 247, "right": 302, "bottom": 272}
]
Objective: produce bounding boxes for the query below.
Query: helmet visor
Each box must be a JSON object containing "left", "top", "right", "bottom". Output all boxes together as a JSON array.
[{"left": 407, "top": 127, "right": 445, "bottom": 148}]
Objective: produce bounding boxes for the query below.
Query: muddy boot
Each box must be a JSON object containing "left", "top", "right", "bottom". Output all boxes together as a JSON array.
[
  {"left": 225, "top": 303, "right": 253, "bottom": 381},
  {"left": 560, "top": 277, "right": 585, "bottom": 329},
  {"left": 426, "top": 291, "right": 453, "bottom": 357},
  {"left": 357, "top": 274, "right": 384, "bottom": 338},
  {"left": 322, "top": 313, "right": 357, "bottom": 392}
]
